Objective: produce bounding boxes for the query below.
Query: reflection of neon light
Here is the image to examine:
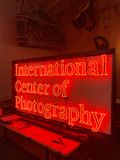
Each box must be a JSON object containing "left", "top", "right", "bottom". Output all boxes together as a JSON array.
[
  {"left": 15, "top": 55, "right": 108, "bottom": 77},
  {"left": 15, "top": 96, "right": 106, "bottom": 132}
]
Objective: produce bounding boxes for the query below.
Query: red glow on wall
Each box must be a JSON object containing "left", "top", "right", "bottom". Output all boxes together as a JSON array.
[{"left": 13, "top": 53, "right": 113, "bottom": 134}]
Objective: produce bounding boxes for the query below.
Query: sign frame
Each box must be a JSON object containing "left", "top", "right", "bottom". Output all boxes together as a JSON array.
[{"left": 12, "top": 48, "right": 116, "bottom": 136}]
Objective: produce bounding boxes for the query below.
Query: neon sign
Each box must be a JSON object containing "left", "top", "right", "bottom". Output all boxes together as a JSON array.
[
  {"left": 15, "top": 55, "right": 108, "bottom": 77},
  {"left": 13, "top": 52, "right": 113, "bottom": 134},
  {"left": 15, "top": 96, "right": 106, "bottom": 132}
]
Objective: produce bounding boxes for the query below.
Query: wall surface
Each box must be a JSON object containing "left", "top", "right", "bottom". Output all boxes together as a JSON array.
[
  {"left": 60, "top": 0, "right": 120, "bottom": 97},
  {"left": 0, "top": 0, "right": 62, "bottom": 99}
]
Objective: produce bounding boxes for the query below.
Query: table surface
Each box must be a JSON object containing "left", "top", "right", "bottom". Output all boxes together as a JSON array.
[{"left": 0, "top": 114, "right": 81, "bottom": 156}]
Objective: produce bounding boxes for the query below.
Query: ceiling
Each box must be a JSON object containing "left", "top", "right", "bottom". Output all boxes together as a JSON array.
[{"left": 23, "top": 0, "right": 81, "bottom": 16}]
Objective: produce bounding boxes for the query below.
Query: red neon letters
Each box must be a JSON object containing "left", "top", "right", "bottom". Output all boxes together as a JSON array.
[
  {"left": 14, "top": 54, "right": 111, "bottom": 133},
  {"left": 15, "top": 55, "right": 108, "bottom": 77},
  {"left": 15, "top": 79, "right": 69, "bottom": 97},
  {"left": 15, "top": 96, "right": 106, "bottom": 132}
]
